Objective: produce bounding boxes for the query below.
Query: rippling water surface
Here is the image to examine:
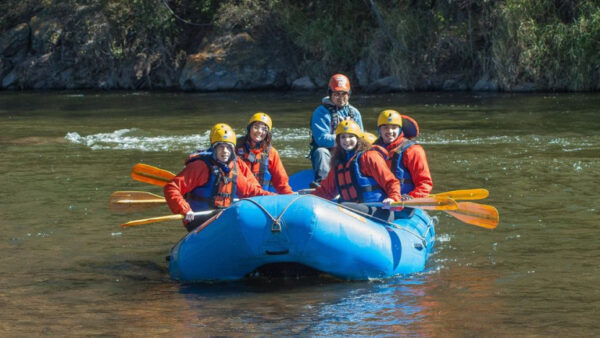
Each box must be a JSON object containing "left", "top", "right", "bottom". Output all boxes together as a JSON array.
[{"left": 1, "top": 91, "right": 598, "bottom": 336}]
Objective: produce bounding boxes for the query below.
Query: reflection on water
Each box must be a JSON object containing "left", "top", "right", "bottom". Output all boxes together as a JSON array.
[{"left": 1, "top": 91, "right": 599, "bottom": 335}]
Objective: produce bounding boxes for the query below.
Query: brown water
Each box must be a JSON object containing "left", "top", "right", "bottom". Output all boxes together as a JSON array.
[{"left": 1, "top": 91, "right": 599, "bottom": 336}]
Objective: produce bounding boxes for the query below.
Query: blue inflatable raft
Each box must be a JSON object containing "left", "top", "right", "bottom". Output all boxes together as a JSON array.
[{"left": 168, "top": 194, "right": 436, "bottom": 282}]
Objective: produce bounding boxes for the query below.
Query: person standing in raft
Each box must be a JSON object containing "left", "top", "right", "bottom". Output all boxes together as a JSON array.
[
  {"left": 164, "top": 123, "right": 274, "bottom": 232},
  {"left": 373, "top": 109, "right": 433, "bottom": 202},
  {"left": 309, "top": 73, "right": 363, "bottom": 188},
  {"left": 236, "top": 112, "right": 293, "bottom": 194},
  {"left": 311, "top": 120, "right": 402, "bottom": 222}
]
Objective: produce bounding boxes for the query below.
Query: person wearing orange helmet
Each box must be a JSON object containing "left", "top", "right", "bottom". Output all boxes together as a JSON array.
[
  {"left": 164, "top": 123, "right": 275, "bottom": 232},
  {"left": 236, "top": 112, "right": 293, "bottom": 194},
  {"left": 309, "top": 73, "right": 363, "bottom": 188},
  {"left": 311, "top": 120, "right": 401, "bottom": 222},
  {"left": 373, "top": 110, "right": 433, "bottom": 201}
]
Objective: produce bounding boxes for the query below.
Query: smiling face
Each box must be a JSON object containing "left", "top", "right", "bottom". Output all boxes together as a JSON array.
[
  {"left": 249, "top": 122, "right": 269, "bottom": 143},
  {"left": 214, "top": 143, "right": 233, "bottom": 162},
  {"left": 330, "top": 90, "right": 349, "bottom": 107},
  {"left": 379, "top": 124, "right": 401, "bottom": 144},
  {"left": 339, "top": 133, "right": 358, "bottom": 151}
]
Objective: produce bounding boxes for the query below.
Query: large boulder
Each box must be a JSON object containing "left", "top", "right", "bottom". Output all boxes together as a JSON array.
[{"left": 179, "top": 32, "right": 294, "bottom": 91}]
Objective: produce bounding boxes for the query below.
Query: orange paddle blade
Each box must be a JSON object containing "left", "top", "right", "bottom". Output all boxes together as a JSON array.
[
  {"left": 109, "top": 191, "right": 166, "bottom": 213},
  {"left": 392, "top": 196, "right": 458, "bottom": 210},
  {"left": 445, "top": 202, "right": 499, "bottom": 229},
  {"left": 131, "top": 163, "right": 176, "bottom": 187},
  {"left": 432, "top": 189, "right": 489, "bottom": 201}
]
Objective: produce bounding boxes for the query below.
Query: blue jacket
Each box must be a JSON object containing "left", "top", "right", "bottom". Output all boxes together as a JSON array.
[{"left": 310, "top": 97, "right": 363, "bottom": 148}]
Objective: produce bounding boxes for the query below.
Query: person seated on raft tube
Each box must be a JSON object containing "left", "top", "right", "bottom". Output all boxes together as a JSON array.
[
  {"left": 164, "top": 123, "right": 275, "bottom": 232},
  {"left": 309, "top": 73, "right": 363, "bottom": 188},
  {"left": 373, "top": 109, "right": 433, "bottom": 205},
  {"left": 310, "top": 120, "right": 402, "bottom": 222},
  {"left": 235, "top": 112, "right": 293, "bottom": 195}
]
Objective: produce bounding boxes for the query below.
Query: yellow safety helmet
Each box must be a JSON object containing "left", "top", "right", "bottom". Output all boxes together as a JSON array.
[
  {"left": 335, "top": 120, "right": 363, "bottom": 138},
  {"left": 248, "top": 112, "right": 272, "bottom": 130},
  {"left": 377, "top": 109, "right": 403, "bottom": 127},
  {"left": 210, "top": 123, "right": 236, "bottom": 146},
  {"left": 361, "top": 132, "right": 377, "bottom": 145}
]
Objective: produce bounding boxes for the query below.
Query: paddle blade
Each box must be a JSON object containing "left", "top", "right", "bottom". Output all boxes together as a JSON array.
[
  {"left": 432, "top": 189, "right": 489, "bottom": 201},
  {"left": 396, "top": 196, "right": 458, "bottom": 210},
  {"left": 131, "top": 163, "right": 176, "bottom": 187},
  {"left": 109, "top": 191, "right": 166, "bottom": 213},
  {"left": 121, "top": 214, "right": 184, "bottom": 227},
  {"left": 445, "top": 202, "right": 499, "bottom": 229}
]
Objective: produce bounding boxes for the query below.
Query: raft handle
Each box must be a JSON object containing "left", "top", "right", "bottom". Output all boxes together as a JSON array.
[{"left": 265, "top": 249, "right": 289, "bottom": 255}]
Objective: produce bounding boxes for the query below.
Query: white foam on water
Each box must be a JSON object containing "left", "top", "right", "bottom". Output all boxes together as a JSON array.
[{"left": 65, "top": 129, "right": 211, "bottom": 152}]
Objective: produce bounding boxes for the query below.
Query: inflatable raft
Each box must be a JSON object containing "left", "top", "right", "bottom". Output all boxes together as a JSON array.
[{"left": 168, "top": 194, "right": 436, "bottom": 282}]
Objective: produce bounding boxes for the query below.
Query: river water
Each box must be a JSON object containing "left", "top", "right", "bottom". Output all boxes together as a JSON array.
[{"left": 1, "top": 91, "right": 598, "bottom": 336}]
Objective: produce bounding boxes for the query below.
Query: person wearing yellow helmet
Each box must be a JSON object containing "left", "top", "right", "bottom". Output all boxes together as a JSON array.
[
  {"left": 373, "top": 110, "right": 433, "bottom": 201},
  {"left": 311, "top": 120, "right": 402, "bottom": 222},
  {"left": 309, "top": 74, "right": 363, "bottom": 188},
  {"left": 164, "top": 123, "right": 274, "bottom": 232},
  {"left": 361, "top": 132, "right": 378, "bottom": 145},
  {"left": 236, "top": 112, "right": 293, "bottom": 194}
]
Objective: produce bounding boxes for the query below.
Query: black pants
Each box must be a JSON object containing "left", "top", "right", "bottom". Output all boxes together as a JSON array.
[
  {"left": 340, "top": 202, "right": 416, "bottom": 223},
  {"left": 340, "top": 202, "right": 395, "bottom": 223}
]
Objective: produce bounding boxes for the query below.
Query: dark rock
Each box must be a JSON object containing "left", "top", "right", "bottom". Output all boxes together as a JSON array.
[
  {"left": 442, "top": 79, "right": 468, "bottom": 91},
  {"left": 0, "top": 23, "right": 30, "bottom": 57},
  {"left": 291, "top": 76, "right": 316, "bottom": 90},
  {"left": 366, "top": 76, "right": 408, "bottom": 93},
  {"left": 179, "top": 32, "right": 291, "bottom": 91},
  {"left": 472, "top": 74, "right": 499, "bottom": 91},
  {"left": 512, "top": 82, "right": 537, "bottom": 92}
]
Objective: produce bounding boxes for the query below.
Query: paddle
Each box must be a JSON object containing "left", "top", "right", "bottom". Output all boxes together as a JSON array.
[
  {"left": 120, "top": 210, "right": 215, "bottom": 228},
  {"left": 109, "top": 191, "right": 166, "bottom": 213},
  {"left": 430, "top": 188, "right": 489, "bottom": 201},
  {"left": 131, "top": 163, "right": 175, "bottom": 187},
  {"left": 366, "top": 196, "right": 458, "bottom": 210},
  {"left": 445, "top": 202, "right": 499, "bottom": 229}
]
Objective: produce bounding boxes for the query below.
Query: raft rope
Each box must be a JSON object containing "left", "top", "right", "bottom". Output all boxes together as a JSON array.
[
  {"left": 240, "top": 195, "right": 309, "bottom": 232},
  {"left": 334, "top": 201, "right": 431, "bottom": 247},
  {"left": 240, "top": 195, "right": 433, "bottom": 248}
]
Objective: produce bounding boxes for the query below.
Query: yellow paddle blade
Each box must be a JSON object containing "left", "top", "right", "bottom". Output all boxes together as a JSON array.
[
  {"left": 445, "top": 202, "right": 499, "bottom": 229},
  {"left": 109, "top": 191, "right": 166, "bottom": 213},
  {"left": 131, "top": 163, "right": 176, "bottom": 187},
  {"left": 392, "top": 196, "right": 458, "bottom": 210},
  {"left": 431, "top": 188, "right": 489, "bottom": 201},
  {"left": 121, "top": 214, "right": 184, "bottom": 227}
]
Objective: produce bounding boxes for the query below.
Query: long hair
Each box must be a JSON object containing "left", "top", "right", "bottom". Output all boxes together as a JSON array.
[
  {"left": 240, "top": 122, "right": 272, "bottom": 151},
  {"left": 330, "top": 135, "right": 371, "bottom": 168}
]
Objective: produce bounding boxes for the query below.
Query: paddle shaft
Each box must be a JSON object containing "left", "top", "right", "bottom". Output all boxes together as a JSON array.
[{"left": 121, "top": 210, "right": 215, "bottom": 228}]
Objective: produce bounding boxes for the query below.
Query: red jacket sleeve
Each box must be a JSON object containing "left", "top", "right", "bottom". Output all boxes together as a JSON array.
[
  {"left": 236, "top": 158, "right": 275, "bottom": 198},
  {"left": 268, "top": 147, "right": 293, "bottom": 194},
  {"left": 163, "top": 161, "right": 210, "bottom": 215},
  {"left": 402, "top": 144, "right": 433, "bottom": 197},
  {"left": 359, "top": 150, "right": 402, "bottom": 201},
  {"left": 311, "top": 169, "right": 339, "bottom": 200}
]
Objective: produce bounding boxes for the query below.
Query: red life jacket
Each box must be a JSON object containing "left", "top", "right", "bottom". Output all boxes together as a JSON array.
[
  {"left": 184, "top": 151, "right": 238, "bottom": 210},
  {"left": 334, "top": 147, "right": 387, "bottom": 203}
]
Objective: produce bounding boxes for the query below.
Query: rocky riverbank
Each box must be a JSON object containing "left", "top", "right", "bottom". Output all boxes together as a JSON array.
[{"left": 1, "top": 1, "right": 598, "bottom": 92}]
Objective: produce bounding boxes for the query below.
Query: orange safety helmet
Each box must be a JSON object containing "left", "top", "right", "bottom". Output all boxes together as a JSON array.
[{"left": 328, "top": 74, "right": 351, "bottom": 93}]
